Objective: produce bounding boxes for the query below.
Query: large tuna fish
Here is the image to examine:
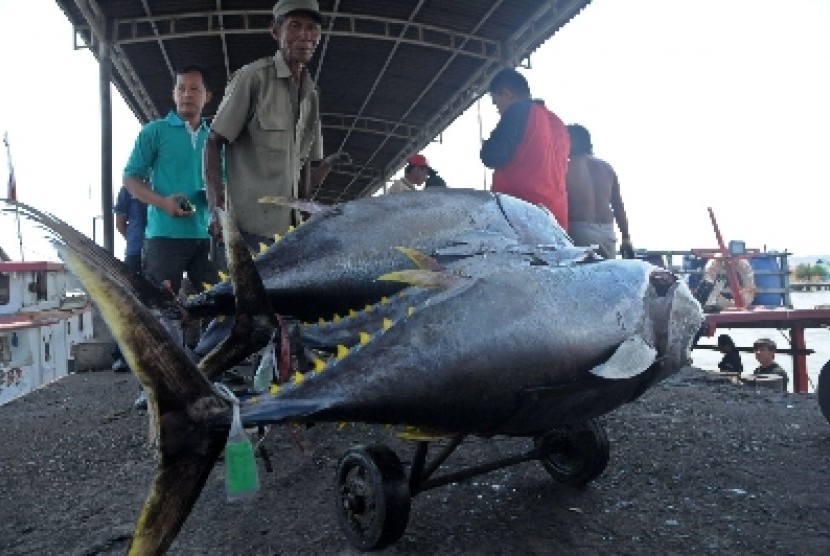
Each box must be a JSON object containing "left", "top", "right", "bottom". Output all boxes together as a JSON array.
[
  {"left": 185, "top": 189, "right": 573, "bottom": 320},
  {"left": 1, "top": 195, "right": 702, "bottom": 555}
]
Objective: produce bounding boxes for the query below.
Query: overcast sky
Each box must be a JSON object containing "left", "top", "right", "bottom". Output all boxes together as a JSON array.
[{"left": 1, "top": 0, "right": 829, "bottom": 260}]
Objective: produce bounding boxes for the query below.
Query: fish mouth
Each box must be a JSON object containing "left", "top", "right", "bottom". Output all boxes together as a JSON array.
[{"left": 648, "top": 269, "right": 703, "bottom": 380}]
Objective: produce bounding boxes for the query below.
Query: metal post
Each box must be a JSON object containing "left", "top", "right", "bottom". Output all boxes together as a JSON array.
[
  {"left": 99, "top": 34, "right": 114, "bottom": 254},
  {"left": 791, "top": 325, "right": 808, "bottom": 393},
  {"left": 3, "top": 132, "right": 24, "bottom": 261}
]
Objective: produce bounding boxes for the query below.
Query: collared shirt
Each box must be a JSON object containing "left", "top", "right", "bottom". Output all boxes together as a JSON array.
[
  {"left": 113, "top": 186, "right": 147, "bottom": 256},
  {"left": 123, "top": 111, "right": 211, "bottom": 239},
  {"left": 387, "top": 176, "right": 421, "bottom": 194},
  {"left": 211, "top": 53, "right": 324, "bottom": 237}
]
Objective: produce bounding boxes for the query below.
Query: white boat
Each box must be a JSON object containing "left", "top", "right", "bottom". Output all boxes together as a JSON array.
[{"left": 0, "top": 260, "right": 94, "bottom": 405}]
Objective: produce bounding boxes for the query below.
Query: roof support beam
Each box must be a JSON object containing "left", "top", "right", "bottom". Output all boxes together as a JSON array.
[
  {"left": 321, "top": 114, "right": 420, "bottom": 141},
  {"left": 72, "top": 0, "right": 158, "bottom": 122},
  {"left": 105, "top": 10, "right": 502, "bottom": 61}
]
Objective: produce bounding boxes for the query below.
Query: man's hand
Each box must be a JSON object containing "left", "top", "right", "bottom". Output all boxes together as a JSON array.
[{"left": 161, "top": 194, "right": 194, "bottom": 217}]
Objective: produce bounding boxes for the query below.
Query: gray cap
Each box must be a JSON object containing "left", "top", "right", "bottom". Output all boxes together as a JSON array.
[{"left": 273, "top": 0, "right": 325, "bottom": 24}]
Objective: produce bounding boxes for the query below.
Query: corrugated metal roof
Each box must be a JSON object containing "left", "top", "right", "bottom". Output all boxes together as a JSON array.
[{"left": 55, "top": 0, "right": 591, "bottom": 203}]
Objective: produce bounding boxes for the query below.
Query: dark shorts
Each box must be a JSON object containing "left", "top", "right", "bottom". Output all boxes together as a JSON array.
[{"left": 142, "top": 237, "right": 218, "bottom": 295}]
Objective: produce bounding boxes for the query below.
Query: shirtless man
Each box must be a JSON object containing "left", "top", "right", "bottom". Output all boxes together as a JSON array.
[{"left": 565, "top": 124, "right": 633, "bottom": 259}]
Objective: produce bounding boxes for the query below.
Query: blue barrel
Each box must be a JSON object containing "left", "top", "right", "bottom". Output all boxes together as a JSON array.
[{"left": 750, "top": 255, "right": 784, "bottom": 306}]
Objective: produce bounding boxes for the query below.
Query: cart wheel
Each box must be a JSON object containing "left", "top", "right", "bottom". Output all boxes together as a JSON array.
[
  {"left": 819, "top": 360, "right": 830, "bottom": 425},
  {"left": 335, "top": 444, "right": 411, "bottom": 551},
  {"left": 535, "top": 418, "right": 610, "bottom": 486}
]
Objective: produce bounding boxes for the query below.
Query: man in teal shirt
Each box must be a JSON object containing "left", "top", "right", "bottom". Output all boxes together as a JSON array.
[{"left": 124, "top": 65, "right": 218, "bottom": 295}]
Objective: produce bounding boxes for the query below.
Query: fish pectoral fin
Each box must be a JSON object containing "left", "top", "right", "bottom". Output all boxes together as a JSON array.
[
  {"left": 377, "top": 269, "right": 460, "bottom": 290},
  {"left": 589, "top": 335, "right": 657, "bottom": 380},
  {"left": 257, "top": 195, "right": 325, "bottom": 215},
  {"left": 129, "top": 413, "right": 228, "bottom": 556},
  {"left": 394, "top": 246, "right": 442, "bottom": 270}
]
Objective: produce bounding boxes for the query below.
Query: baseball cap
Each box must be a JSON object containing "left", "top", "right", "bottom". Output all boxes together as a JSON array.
[
  {"left": 272, "top": 0, "right": 325, "bottom": 24},
  {"left": 407, "top": 153, "right": 429, "bottom": 167}
]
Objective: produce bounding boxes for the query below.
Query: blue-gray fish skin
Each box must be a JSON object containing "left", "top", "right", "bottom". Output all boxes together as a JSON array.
[
  {"left": 186, "top": 189, "right": 572, "bottom": 320},
  {"left": 240, "top": 259, "right": 703, "bottom": 434}
]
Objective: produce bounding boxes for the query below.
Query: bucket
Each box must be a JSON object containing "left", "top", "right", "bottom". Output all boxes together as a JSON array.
[{"left": 749, "top": 255, "right": 785, "bottom": 307}]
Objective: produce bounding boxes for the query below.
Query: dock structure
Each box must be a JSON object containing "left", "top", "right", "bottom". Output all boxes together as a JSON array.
[
  {"left": 698, "top": 308, "right": 830, "bottom": 393},
  {"left": 790, "top": 282, "right": 830, "bottom": 292},
  {"left": 639, "top": 249, "right": 830, "bottom": 394}
]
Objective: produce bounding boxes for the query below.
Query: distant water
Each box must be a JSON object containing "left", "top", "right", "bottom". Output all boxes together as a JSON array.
[{"left": 693, "top": 291, "right": 830, "bottom": 393}]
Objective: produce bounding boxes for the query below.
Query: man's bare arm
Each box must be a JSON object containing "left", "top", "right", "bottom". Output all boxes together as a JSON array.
[
  {"left": 203, "top": 131, "right": 228, "bottom": 212},
  {"left": 609, "top": 175, "right": 630, "bottom": 240}
]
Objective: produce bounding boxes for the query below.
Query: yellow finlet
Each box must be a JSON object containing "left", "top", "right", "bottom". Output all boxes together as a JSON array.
[
  {"left": 364, "top": 304, "right": 374, "bottom": 312},
  {"left": 269, "top": 384, "right": 280, "bottom": 395},
  {"left": 202, "top": 282, "right": 212, "bottom": 292},
  {"left": 287, "top": 225, "right": 295, "bottom": 233},
  {"left": 273, "top": 233, "right": 282, "bottom": 242},
  {"left": 337, "top": 422, "right": 348, "bottom": 430},
  {"left": 218, "top": 271, "right": 229, "bottom": 282},
  {"left": 333, "top": 313, "right": 341, "bottom": 323},
  {"left": 348, "top": 309, "right": 357, "bottom": 318},
  {"left": 216, "top": 315, "right": 226, "bottom": 322},
  {"left": 259, "top": 242, "right": 268, "bottom": 253},
  {"left": 407, "top": 306, "right": 415, "bottom": 316},
  {"left": 381, "top": 296, "right": 389, "bottom": 304},
  {"left": 313, "top": 358, "right": 327, "bottom": 373},
  {"left": 359, "top": 331, "right": 371, "bottom": 345},
  {"left": 336, "top": 344, "right": 349, "bottom": 359},
  {"left": 382, "top": 318, "right": 393, "bottom": 330},
  {"left": 292, "top": 371, "right": 304, "bottom": 385},
  {"left": 318, "top": 317, "right": 325, "bottom": 325}
]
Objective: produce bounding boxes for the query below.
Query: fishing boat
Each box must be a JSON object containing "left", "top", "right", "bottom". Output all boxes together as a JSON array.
[{"left": 0, "top": 260, "right": 94, "bottom": 405}]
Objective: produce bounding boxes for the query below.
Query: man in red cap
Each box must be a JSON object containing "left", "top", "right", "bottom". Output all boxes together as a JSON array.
[
  {"left": 388, "top": 153, "right": 431, "bottom": 193},
  {"left": 480, "top": 68, "right": 569, "bottom": 228}
]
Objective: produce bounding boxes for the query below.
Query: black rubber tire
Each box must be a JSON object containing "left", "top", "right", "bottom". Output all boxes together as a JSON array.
[
  {"left": 819, "top": 359, "right": 830, "bottom": 426},
  {"left": 535, "top": 418, "right": 610, "bottom": 486},
  {"left": 335, "top": 444, "right": 411, "bottom": 551}
]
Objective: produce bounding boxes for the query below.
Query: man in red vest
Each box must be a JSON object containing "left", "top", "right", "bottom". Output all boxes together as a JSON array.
[{"left": 480, "top": 68, "right": 570, "bottom": 229}]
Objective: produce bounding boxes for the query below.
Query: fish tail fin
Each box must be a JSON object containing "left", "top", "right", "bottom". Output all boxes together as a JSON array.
[
  {"left": 15, "top": 201, "right": 234, "bottom": 555},
  {"left": 197, "top": 209, "right": 276, "bottom": 379}
]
